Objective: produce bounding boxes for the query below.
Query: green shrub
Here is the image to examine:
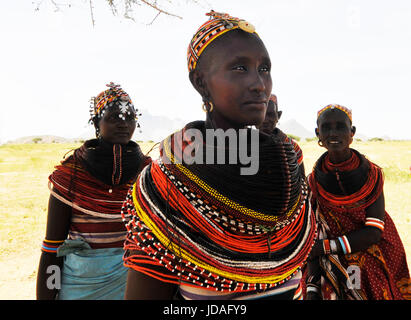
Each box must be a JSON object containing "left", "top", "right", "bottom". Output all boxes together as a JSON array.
[{"left": 287, "top": 134, "right": 301, "bottom": 141}]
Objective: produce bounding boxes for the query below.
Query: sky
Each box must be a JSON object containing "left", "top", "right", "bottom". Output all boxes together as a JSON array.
[{"left": 1, "top": 0, "right": 411, "bottom": 144}]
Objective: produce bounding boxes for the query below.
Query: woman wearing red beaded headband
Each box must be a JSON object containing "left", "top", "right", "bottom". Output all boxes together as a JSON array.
[
  {"left": 304, "top": 105, "right": 410, "bottom": 300},
  {"left": 122, "top": 11, "right": 315, "bottom": 300},
  {"left": 36, "top": 82, "right": 151, "bottom": 300}
]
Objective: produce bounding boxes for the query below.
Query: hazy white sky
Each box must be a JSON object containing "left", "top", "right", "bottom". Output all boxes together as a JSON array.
[{"left": 1, "top": 0, "right": 411, "bottom": 143}]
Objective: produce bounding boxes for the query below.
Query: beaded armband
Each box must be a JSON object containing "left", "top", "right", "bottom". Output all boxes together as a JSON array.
[
  {"left": 322, "top": 239, "right": 331, "bottom": 255},
  {"left": 338, "top": 235, "right": 352, "bottom": 255},
  {"left": 365, "top": 217, "right": 385, "bottom": 232},
  {"left": 41, "top": 239, "right": 65, "bottom": 254}
]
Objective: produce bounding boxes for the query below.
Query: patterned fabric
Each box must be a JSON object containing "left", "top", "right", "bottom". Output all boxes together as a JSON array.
[
  {"left": 187, "top": 10, "right": 257, "bottom": 72},
  {"left": 317, "top": 104, "right": 352, "bottom": 122},
  {"left": 308, "top": 149, "right": 410, "bottom": 300},
  {"left": 122, "top": 121, "right": 316, "bottom": 299}
]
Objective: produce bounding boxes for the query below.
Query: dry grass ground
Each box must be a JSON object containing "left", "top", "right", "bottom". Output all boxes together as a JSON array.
[{"left": 0, "top": 140, "right": 410, "bottom": 299}]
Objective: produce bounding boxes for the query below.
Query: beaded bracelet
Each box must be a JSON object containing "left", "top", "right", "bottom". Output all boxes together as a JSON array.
[
  {"left": 365, "top": 217, "right": 385, "bottom": 232},
  {"left": 338, "top": 235, "right": 351, "bottom": 255},
  {"left": 41, "top": 239, "right": 65, "bottom": 254},
  {"left": 322, "top": 239, "right": 331, "bottom": 255}
]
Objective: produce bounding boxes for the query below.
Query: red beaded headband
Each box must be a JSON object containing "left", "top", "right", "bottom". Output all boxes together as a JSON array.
[
  {"left": 317, "top": 104, "right": 352, "bottom": 122},
  {"left": 187, "top": 10, "right": 257, "bottom": 72}
]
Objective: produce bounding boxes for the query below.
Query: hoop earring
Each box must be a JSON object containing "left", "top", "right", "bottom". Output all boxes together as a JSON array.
[
  {"left": 209, "top": 101, "right": 214, "bottom": 112},
  {"left": 202, "top": 101, "right": 214, "bottom": 113},
  {"left": 318, "top": 140, "right": 324, "bottom": 147}
]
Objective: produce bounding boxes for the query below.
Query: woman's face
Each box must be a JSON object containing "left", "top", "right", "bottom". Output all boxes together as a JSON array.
[
  {"left": 193, "top": 31, "right": 272, "bottom": 129},
  {"left": 98, "top": 103, "right": 136, "bottom": 144},
  {"left": 316, "top": 109, "right": 354, "bottom": 152},
  {"left": 256, "top": 100, "right": 280, "bottom": 134}
]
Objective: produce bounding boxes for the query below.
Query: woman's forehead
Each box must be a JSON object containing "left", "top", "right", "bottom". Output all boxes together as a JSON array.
[
  {"left": 219, "top": 32, "right": 266, "bottom": 55},
  {"left": 318, "top": 109, "right": 351, "bottom": 124},
  {"left": 198, "top": 30, "right": 269, "bottom": 68}
]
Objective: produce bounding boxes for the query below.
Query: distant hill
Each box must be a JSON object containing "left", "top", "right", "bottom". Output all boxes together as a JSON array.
[
  {"left": 5, "top": 135, "right": 78, "bottom": 144},
  {"left": 137, "top": 111, "right": 186, "bottom": 142},
  {"left": 277, "top": 119, "right": 315, "bottom": 139},
  {"left": 76, "top": 109, "right": 187, "bottom": 143},
  {"left": 3, "top": 114, "right": 393, "bottom": 145},
  {"left": 277, "top": 119, "right": 373, "bottom": 141}
]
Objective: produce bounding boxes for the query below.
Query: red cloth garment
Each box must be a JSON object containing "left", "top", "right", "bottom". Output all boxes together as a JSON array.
[{"left": 308, "top": 149, "right": 410, "bottom": 300}]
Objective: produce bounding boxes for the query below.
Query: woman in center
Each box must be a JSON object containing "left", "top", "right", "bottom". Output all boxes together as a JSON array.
[{"left": 122, "top": 11, "right": 316, "bottom": 300}]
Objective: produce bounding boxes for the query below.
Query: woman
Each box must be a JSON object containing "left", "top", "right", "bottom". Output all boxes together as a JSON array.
[
  {"left": 256, "top": 94, "right": 303, "bottom": 171},
  {"left": 306, "top": 104, "right": 410, "bottom": 300},
  {"left": 36, "top": 82, "right": 151, "bottom": 300},
  {"left": 256, "top": 94, "right": 282, "bottom": 135},
  {"left": 122, "top": 11, "right": 316, "bottom": 300}
]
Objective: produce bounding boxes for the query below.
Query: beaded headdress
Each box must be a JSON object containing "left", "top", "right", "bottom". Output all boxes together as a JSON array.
[
  {"left": 317, "top": 104, "right": 352, "bottom": 122},
  {"left": 187, "top": 10, "right": 257, "bottom": 72},
  {"left": 89, "top": 82, "right": 142, "bottom": 133},
  {"left": 269, "top": 94, "right": 277, "bottom": 104}
]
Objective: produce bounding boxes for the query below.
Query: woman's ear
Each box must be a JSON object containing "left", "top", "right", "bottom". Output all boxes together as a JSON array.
[
  {"left": 351, "top": 125, "right": 356, "bottom": 136},
  {"left": 315, "top": 128, "right": 319, "bottom": 137},
  {"left": 189, "top": 70, "right": 208, "bottom": 100},
  {"left": 277, "top": 110, "right": 282, "bottom": 120}
]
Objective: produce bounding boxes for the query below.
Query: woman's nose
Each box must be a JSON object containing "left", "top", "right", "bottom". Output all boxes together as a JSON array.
[{"left": 249, "top": 72, "right": 266, "bottom": 93}]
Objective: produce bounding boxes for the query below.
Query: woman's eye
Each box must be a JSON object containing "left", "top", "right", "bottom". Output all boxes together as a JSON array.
[
  {"left": 233, "top": 65, "right": 247, "bottom": 71},
  {"left": 259, "top": 65, "right": 270, "bottom": 72},
  {"left": 337, "top": 123, "right": 349, "bottom": 131}
]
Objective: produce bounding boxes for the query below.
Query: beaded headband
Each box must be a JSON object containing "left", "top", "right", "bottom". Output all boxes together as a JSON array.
[
  {"left": 89, "top": 82, "right": 142, "bottom": 136},
  {"left": 89, "top": 82, "right": 141, "bottom": 123},
  {"left": 317, "top": 104, "right": 352, "bottom": 122},
  {"left": 187, "top": 10, "right": 257, "bottom": 72}
]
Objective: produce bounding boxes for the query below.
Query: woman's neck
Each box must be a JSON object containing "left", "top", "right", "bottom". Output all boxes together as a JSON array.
[
  {"left": 205, "top": 113, "right": 246, "bottom": 131},
  {"left": 327, "top": 148, "right": 352, "bottom": 164}
]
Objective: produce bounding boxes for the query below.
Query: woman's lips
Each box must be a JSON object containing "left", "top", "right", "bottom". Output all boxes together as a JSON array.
[
  {"left": 328, "top": 140, "right": 341, "bottom": 145},
  {"left": 244, "top": 101, "right": 267, "bottom": 110}
]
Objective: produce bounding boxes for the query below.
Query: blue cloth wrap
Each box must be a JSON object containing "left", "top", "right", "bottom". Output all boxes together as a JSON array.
[{"left": 56, "top": 239, "right": 127, "bottom": 300}]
